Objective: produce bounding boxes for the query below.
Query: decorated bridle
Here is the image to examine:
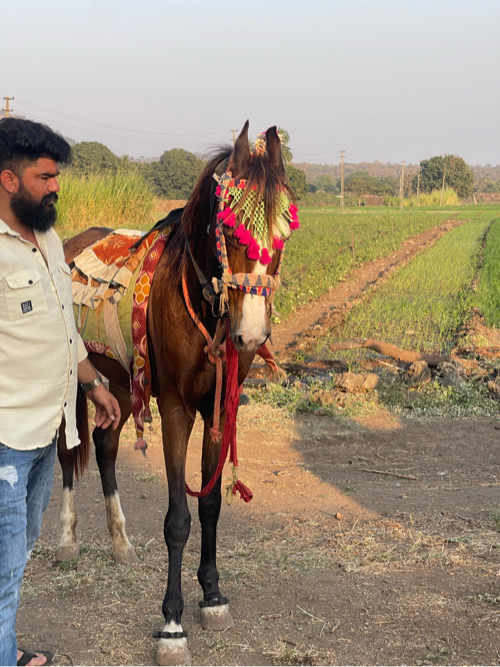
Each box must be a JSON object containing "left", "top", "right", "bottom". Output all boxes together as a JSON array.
[{"left": 210, "top": 160, "right": 299, "bottom": 315}]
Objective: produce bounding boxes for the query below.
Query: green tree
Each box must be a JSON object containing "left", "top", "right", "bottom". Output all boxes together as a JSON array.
[
  {"left": 70, "top": 141, "right": 121, "bottom": 176},
  {"left": 143, "top": 148, "right": 203, "bottom": 199},
  {"left": 286, "top": 164, "right": 308, "bottom": 199},
  {"left": 415, "top": 155, "right": 475, "bottom": 198},
  {"left": 316, "top": 173, "right": 339, "bottom": 194},
  {"left": 278, "top": 129, "right": 293, "bottom": 165},
  {"left": 344, "top": 171, "right": 375, "bottom": 204}
]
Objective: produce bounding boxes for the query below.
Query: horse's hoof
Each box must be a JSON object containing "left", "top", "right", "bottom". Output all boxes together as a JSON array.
[
  {"left": 113, "top": 548, "right": 139, "bottom": 565},
  {"left": 156, "top": 638, "right": 191, "bottom": 666},
  {"left": 200, "top": 603, "right": 235, "bottom": 630},
  {"left": 56, "top": 545, "right": 79, "bottom": 562}
]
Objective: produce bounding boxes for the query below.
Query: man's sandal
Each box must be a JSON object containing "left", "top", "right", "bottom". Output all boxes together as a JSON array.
[{"left": 17, "top": 649, "right": 53, "bottom": 666}]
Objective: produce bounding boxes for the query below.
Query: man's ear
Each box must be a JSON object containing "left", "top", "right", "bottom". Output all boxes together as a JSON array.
[{"left": 0, "top": 170, "right": 18, "bottom": 194}]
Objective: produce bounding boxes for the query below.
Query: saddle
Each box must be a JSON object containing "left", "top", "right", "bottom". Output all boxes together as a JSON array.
[{"left": 71, "top": 226, "right": 171, "bottom": 452}]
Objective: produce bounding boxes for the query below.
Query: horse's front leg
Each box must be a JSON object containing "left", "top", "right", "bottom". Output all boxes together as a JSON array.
[
  {"left": 56, "top": 422, "right": 80, "bottom": 562},
  {"left": 156, "top": 399, "right": 194, "bottom": 667},
  {"left": 197, "top": 417, "right": 235, "bottom": 631},
  {"left": 93, "top": 382, "right": 137, "bottom": 564}
]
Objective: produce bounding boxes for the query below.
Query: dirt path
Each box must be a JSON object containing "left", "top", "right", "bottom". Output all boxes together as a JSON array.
[
  {"left": 269, "top": 218, "right": 461, "bottom": 359},
  {"left": 17, "top": 219, "right": 500, "bottom": 667}
]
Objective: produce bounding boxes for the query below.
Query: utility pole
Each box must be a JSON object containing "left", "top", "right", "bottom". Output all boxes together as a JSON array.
[
  {"left": 416, "top": 167, "right": 421, "bottom": 207},
  {"left": 340, "top": 150, "right": 345, "bottom": 212},
  {"left": 230, "top": 129, "right": 238, "bottom": 147},
  {"left": 399, "top": 161, "right": 405, "bottom": 210},
  {"left": 2, "top": 96, "right": 14, "bottom": 117}
]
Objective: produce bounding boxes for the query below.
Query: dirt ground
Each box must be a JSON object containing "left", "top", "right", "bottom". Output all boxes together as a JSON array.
[{"left": 17, "top": 219, "right": 500, "bottom": 666}]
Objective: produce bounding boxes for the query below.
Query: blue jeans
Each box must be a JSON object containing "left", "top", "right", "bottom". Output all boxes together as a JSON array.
[{"left": 0, "top": 436, "right": 57, "bottom": 667}]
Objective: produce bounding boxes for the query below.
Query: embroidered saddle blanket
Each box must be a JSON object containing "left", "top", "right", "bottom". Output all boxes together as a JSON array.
[{"left": 71, "top": 228, "right": 170, "bottom": 451}]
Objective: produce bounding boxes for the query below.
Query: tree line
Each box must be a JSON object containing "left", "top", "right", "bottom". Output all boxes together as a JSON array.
[{"left": 66, "top": 141, "right": 496, "bottom": 204}]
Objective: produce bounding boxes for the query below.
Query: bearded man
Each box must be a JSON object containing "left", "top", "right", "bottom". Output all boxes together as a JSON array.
[{"left": 0, "top": 118, "right": 121, "bottom": 667}]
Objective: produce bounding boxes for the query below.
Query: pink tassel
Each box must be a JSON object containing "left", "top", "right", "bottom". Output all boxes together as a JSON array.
[
  {"left": 247, "top": 238, "right": 260, "bottom": 260},
  {"left": 234, "top": 224, "right": 252, "bottom": 245},
  {"left": 215, "top": 184, "right": 221, "bottom": 197},
  {"left": 289, "top": 204, "right": 298, "bottom": 216},
  {"left": 260, "top": 248, "right": 272, "bottom": 265},
  {"left": 225, "top": 211, "right": 236, "bottom": 227},
  {"left": 272, "top": 236, "right": 284, "bottom": 250},
  {"left": 290, "top": 219, "right": 300, "bottom": 230}
]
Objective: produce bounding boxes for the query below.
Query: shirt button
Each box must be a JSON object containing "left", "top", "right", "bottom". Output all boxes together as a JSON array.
[
  {"left": 28, "top": 280, "right": 33, "bottom": 285},
  {"left": 70, "top": 370, "right": 73, "bottom": 375},
  {"left": 70, "top": 339, "right": 73, "bottom": 344},
  {"left": 32, "top": 248, "right": 37, "bottom": 253},
  {"left": 64, "top": 402, "right": 67, "bottom": 407},
  {"left": 62, "top": 304, "right": 65, "bottom": 309}
]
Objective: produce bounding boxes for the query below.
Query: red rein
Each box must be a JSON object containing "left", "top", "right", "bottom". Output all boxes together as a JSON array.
[{"left": 183, "top": 273, "right": 252, "bottom": 503}]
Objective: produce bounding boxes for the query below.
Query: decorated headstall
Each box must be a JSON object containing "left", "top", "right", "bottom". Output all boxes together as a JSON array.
[{"left": 212, "top": 158, "right": 299, "bottom": 313}]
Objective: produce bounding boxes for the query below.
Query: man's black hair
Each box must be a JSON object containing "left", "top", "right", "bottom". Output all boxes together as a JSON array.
[{"left": 0, "top": 117, "right": 72, "bottom": 175}]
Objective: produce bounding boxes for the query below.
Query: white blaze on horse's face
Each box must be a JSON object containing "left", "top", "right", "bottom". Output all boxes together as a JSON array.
[{"left": 235, "top": 260, "right": 270, "bottom": 351}]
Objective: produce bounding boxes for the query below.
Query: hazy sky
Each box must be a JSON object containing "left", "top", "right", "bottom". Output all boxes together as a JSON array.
[{"left": 2, "top": 0, "right": 499, "bottom": 166}]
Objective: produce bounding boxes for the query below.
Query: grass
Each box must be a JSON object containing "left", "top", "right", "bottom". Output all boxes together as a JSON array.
[
  {"left": 316, "top": 212, "right": 493, "bottom": 355},
  {"left": 477, "top": 218, "right": 500, "bottom": 328},
  {"left": 275, "top": 206, "right": 459, "bottom": 320},
  {"left": 56, "top": 169, "right": 159, "bottom": 238}
]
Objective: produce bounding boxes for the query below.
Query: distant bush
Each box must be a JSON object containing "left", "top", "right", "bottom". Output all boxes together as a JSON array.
[{"left": 384, "top": 188, "right": 460, "bottom": 208}]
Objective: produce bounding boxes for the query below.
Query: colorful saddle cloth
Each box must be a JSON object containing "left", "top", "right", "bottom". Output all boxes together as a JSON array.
[{"left": 71, "top": 228, "right": 170, "bottom": 451}]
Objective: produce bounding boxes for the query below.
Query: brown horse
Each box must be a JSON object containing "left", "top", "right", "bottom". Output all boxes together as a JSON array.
[{"left": 57, "top": 122, "right": 297, "bottom": 665}]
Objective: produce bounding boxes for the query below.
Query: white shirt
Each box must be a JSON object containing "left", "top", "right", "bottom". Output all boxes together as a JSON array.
[{"left": 0, "top": 219, "right": 87, "bottom": 450}]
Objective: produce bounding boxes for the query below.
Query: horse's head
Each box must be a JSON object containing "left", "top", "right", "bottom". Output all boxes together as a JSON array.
[{"left": 213, "top": 121, "right": 299, "bottom": 352}]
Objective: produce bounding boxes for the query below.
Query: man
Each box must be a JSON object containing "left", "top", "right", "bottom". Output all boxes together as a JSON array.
[{"left": 0, "top": 118, "right": 121, "bottom": 667}]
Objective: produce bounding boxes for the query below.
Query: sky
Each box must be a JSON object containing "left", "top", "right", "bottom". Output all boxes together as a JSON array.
[{"left": 2, "top": 0, "right": 499, "bottom": 167}]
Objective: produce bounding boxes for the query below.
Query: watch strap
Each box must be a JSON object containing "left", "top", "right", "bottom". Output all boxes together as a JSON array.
[{"left": 80, "top": 376, "right": 103, "bottom": 392}]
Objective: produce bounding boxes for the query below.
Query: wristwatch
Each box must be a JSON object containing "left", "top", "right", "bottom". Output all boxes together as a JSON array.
[{"left": 80, "top": 376, "right": 103, "bottom": 392}]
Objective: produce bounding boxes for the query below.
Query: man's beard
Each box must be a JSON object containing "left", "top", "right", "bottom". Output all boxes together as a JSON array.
[{"left": 11, "top": 183, "right": 59, "bottom": 232}]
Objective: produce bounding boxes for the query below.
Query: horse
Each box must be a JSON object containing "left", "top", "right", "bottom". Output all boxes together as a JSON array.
[{"left": 56, "top": 122, "right": 298, "bottom": 665}]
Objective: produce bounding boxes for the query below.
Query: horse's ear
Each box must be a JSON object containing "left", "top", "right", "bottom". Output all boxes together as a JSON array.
[
  {"left": 230, "top": 120, "right": 251, "bottom": 174},
  {"left": 265, "top": 126, "right": 285, "bottom": 172}
]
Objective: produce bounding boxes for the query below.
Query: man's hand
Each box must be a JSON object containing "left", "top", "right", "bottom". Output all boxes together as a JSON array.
[{"left": 85, "top": 383, "right": 121, "bottom": 430}]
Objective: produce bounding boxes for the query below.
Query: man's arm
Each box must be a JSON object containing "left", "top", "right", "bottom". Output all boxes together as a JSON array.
[{"left": 77, "top": 357, "right": 121, "bottom": 430}]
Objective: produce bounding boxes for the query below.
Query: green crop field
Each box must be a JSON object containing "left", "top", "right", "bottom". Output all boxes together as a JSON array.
[
  {"left": 477, "top": 217, "right": 500, "bottom": 329},
  {"left": 274, "top": 206, "right": 461, "bottom": 320},
  {"left": 313, "top": 208, "right": 500, "bottom": 356}
]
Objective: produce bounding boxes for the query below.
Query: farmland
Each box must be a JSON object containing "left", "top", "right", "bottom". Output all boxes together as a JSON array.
[
  {"left": 275, "top": 207, "right": 463, "bottom": 320},
  {"left": 17, "top": 201, "right": 500, "bottom": 667}
]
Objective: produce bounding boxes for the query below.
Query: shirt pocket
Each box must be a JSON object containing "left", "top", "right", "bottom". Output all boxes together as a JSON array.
[{"left": 4, "top": 269, "right": 49, "bottom": 321}]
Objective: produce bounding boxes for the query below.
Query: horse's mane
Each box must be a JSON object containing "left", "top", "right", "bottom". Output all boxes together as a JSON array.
[
  {"left": 182, "top": 145, "right": 295, "bottom": 240},
  {"left": 182, "top": 147, "right": 232, "bottom": 237}
]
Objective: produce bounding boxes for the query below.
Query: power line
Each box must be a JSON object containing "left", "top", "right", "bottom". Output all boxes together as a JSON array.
[
  {"left": 15, "top": 109, "right": 219, "bottom": 148},
  {"left": 14, "top": 98, "right": 228, "bottom": 137}
]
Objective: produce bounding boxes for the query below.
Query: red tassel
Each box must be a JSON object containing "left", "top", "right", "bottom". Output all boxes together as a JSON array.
[
  {"left": 233, "top": 480, "right": 253, "bottom": 503},
  {"left": 272, "top": 236, "right": 284, "bottom": 250}
]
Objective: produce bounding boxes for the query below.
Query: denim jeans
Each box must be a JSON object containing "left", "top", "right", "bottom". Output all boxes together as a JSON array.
[{"left": 0, "top": 436, "right": 57, "bottom": 667}]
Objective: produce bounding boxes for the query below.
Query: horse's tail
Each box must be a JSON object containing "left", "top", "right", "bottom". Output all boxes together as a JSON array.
[{"left": 75, "top": 386, "right": 90, "bottom": 480}]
